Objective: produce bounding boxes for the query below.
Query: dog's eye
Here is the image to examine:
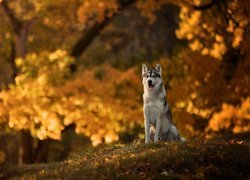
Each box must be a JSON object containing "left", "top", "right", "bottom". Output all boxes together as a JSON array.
[{"left": 146, "top": 75, "right": 149, "bottom": 78}]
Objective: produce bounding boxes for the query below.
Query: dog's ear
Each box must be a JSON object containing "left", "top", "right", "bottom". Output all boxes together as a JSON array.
[
  {"left": 142, "top": 64, "right": 148, "bottom": 75},
  {"left": 155, "top": 64, "right": 162, "bottom": 76}
]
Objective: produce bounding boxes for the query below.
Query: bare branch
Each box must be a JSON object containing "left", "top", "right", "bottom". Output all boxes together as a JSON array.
[
  {"left": 221, "top": 0, "right": 239, "bottom": 27},
  {"left": 181, "top": 0, "right": 221, "bottom": 11},
  {"left": 70, "top": 20, "right": 110, "bottom": 58},
  {"left": 193, "top": 0, "right": 219, "bottom": 10},
  {"left": 0, "top": 0, "right": 23, "bottom": 33},
  {"left": 70, "top": 0, "right": 137, "bottom": 59}
]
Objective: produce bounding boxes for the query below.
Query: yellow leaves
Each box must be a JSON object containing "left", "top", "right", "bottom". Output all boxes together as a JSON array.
[
  {"left": 232, "top": 28, "right": 244, "bottom": 48},
  {"left": 176, "top": 101, "right": 186, "bottom": 109},
  {"left": 105, "top": 133, "right": 118, "bottom": 144},
  {"left": 176, "top": 9, "right": 201, "bottom": 39},
  {"left": 77, "top": 0, "right": 118, "bottom": 23},
  {"left": 190, "top": 93, "right": 197, "bottom": 99},
  {"left": 208, "top": 104, "right": 236, "bottom": 132},
  {"left": 177, "top": 4, "right": 228, "bottom": 60},
  {"left": 189, "top": 40, "right": 203, "bottom": 51},
  {"left": 188, "top": 11, "right": 201, "bottom": 26},
  {"left": 193, "top": 0, "right": 202, "bottom": 6},
  {"left": 36, "top": 111, "right": 64, "bottom": 140},
  {"left": 90, "top": 134, "right": 103, "bottom": 147},
  {"left": 90, "top": 131, "right": 118, "bottom": 147},
  {"left": 177, "top": 100, "right": 212, "bottom": 118},
  {"left": 225, "top": 3, "right": 248, "bottom": 46},
  {"left": 176, "top": 1, "right": 249, "bottom": 60},
  {"left": 37, "top": 73, "right": 48, "bottom": 86},
  {"left": 207, "top": 97, "right": 250, "bottom": 134},
  {"left": 41, "top": 112, "right": 61, "bottom": 131},
  {"left": 209, "top": 42, "right": 227, "bottom": 59},
  {"left": 15, "top": 58, "right": 23, "bottom": 67},
  {"left": 0, "top": 50, "right": 72, "bottom": 140},
  {"left": 0, "top": 51, "right": 142, "bottom": 145},
  {"left": 8, "top": 1, "right": 44, "bottom": 21},
  {"left": 48, "top": 50, "right": 67, "bottom": 62},
  {"left": 64, "top": 65, "right": 141, "bottom": 145},
  {"left": 215, "top": 35, "right": 223, "bottom": 43}
]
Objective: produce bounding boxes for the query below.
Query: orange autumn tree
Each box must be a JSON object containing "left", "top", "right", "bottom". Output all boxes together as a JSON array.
[
  {"left": 0, "top": 0, "right": 250, "bottom": 165},
  {"left": 207, "top": 97, "right": 250, "bottom": 135},
  {"left": 0, "top": 0, "right": 89, "bottom": 165},
  {"left": 0, "top": 0, "right": 184, "bottom": 155},
  {"left": 0, "top": 50, "right": 142, "bottom": 147},
  {"left": 0, "top": 0, "right": 176, "bottom": 165},
  {"left": 171, "top": 0, "right": 250, "bottom": 136},
  {"left": 125, "top": 0, "right": 250, "bottom": 137}
]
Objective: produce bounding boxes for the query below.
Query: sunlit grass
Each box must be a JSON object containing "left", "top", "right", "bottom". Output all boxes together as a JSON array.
[{"left": 2, "top": 139, "right": 249, "bottom": 179}]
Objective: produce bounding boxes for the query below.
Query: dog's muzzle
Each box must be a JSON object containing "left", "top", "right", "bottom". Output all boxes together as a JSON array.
[{"left": 148, "top": 80, "right": 154, "bottom": 89}]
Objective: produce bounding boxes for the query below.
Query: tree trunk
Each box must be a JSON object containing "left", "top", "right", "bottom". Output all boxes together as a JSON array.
[
  {"left": 18, "top": 131, "right": 33, "bottom": 165},
  {"left": 14, "top": 25, "right": 33, "bottom": 165},
  {"left": 15, "top": 28, "right": 28, "bottom": 58},
  {"left": 16, "top": 29, "right": 34, "bottom": 165},
  {"left": 9, "top": 41, "right": 17, "bottom": 81},
  {"left": 1, "top": 0, "right": 38, "bottom": 165},
  {"left": 34, "top": 139, "right": 51, "bottom": 163},
  {"left": 220, "top": 48, "right": 241, "bottom": 82}
]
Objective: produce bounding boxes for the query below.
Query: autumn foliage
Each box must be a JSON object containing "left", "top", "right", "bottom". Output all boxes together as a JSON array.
[
  {"left": 0, "top": 50, "right": 143, "bottom": 146},
  {"left": 0, "top": 0, "right": 249, "bottom": 166},
  {"left": 207, "top": 98, "right": 250, "bottom": 134}
]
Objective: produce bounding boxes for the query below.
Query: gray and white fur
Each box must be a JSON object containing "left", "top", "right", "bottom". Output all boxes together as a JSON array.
[{"left": 142, "top": 64, "right": 185, "bottom": 143}]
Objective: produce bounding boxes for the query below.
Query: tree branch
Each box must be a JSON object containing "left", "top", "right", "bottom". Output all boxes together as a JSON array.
[
  {"left": 9, "top": 41, "right": 17, "bottom": 80},
  {"left": 221, "top": 0, "right": 239, "bottom": 27},
  {"left": 70, "top": 20, "right": 110, "bottom": 58},
  {"left": 193, "top": 0, "right": 218, "bottom": 10},
  {"left": 70, "top": 0, "right": 137, "bottom": 59},
  {"left": 0, "top": 0, "right": 23, "bottom": 34},
  {"left": 181, "top": 0, "right": 221, "bottom": 11}
]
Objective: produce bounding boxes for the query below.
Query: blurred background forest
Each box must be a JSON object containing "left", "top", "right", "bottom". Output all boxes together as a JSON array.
[{"left": 0, "top": 0, "right": 249, "bottom": 166}]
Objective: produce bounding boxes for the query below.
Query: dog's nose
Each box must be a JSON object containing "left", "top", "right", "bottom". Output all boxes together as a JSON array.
[{"left": 148, "top": 80, "right": 152, "bottom": 85}]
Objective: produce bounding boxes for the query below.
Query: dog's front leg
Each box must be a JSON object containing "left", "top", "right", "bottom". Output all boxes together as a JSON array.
[
  {"left": 144, "top": 115, "right": 151, "bottom": 144},
  {"left": 154, "top": 118, "right": 161, "bottom": 142}
]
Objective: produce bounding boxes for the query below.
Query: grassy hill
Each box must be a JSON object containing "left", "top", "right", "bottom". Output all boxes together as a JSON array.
[{"left": 2, "top": 139, "right": 250, "bottom": 179}]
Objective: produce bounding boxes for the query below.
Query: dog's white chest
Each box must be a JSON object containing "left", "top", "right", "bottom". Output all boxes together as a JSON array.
[
  {"left": 145, "top": 100, "right": 163, "bottom": 110},
  {"left": 144, "top": 99, "right": 164, "bottom": 125}
]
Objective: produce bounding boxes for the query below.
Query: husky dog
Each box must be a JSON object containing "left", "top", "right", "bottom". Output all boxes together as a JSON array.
[{"left": 142, "top": 64, "right": 185, "bottom": 143}]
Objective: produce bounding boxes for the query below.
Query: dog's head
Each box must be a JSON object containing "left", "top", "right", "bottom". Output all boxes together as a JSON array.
[{"left": 142, "top": 64, "right": 162, "bottom": 91}]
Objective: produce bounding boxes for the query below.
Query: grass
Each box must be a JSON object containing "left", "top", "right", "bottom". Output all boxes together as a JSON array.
[{"left": 2, "top": 139, "right": 250, "bottom": 179}]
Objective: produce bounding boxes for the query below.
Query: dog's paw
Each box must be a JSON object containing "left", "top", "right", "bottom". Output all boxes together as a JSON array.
[
  {"left": 154, "top": 137, "right": 159, "bottom": 143},
  {"left": 145, "top": 139, "right": 150, "bottom": 144},
  {"left": 181, "top": 137, "right": 186, "bottom": 143}
]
